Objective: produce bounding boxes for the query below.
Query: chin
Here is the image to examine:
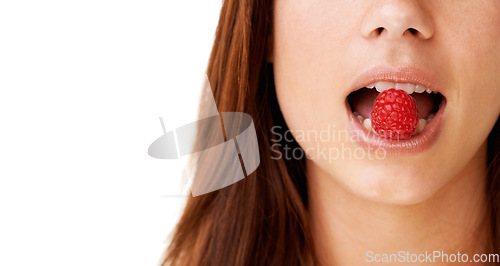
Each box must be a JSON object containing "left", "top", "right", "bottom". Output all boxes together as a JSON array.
[{"left": 335, "top": 161, "right": 448, "bottom": 205}]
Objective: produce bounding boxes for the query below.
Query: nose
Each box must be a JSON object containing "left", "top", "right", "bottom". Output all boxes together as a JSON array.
[{"left": 361, "top": 1, "right": 435, "bottom": 40}]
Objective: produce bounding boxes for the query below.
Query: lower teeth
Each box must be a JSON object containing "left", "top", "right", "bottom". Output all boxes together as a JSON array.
[
  {"left": 413, "top": 119, "right": 427, "bottom": 136},
  {"left": 363, "top": 118, "right": 372, "bottom": 131},
  {"left": 354, "top": 112, "right": 435, "bottom": 136}
]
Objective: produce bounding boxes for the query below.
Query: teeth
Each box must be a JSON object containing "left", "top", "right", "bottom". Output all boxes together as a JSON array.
[
  {"left": 363, "top": 118, "right": 372, "bottom": 131},
  {"left": 353, "top": 112, "right": 364, "bottom": 123},
  {"left": 356, "top": 115, "right": 434, "bottom": 136},
  {"left": 374, "top": 81, "right": 395, "bottom": 92},
  {"left": 416, "top": 119, "right": 427, "bottom": 133},
  {"left": 411, "top": 119, "right": 428, "bottom": 136},
  {"left": 426, "top": 113, "right": 435, "bottom": 122},
  {"left": 395, "top": 83, "right": 416, "bottom": 94},
  {"left": 353, "top": 113, "right": 372, "bottom": 132},
  {"left": 367, "top": 82, "right": 432, "bottom": 95},
  {"left": 415, "top": 84, "right": 426, "bottom": 93}
]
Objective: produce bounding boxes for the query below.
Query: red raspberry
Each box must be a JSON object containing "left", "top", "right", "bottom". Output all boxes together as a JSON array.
[{"left": 371, "top": 88, "right": 419, "bottom": 140}]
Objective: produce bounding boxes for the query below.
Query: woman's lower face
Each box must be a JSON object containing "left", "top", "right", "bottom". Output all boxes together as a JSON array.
[{"left": 272, "top": 0, "right": 500, "bottom": 204}]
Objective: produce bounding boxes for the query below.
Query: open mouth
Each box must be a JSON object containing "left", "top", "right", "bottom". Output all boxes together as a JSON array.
[{"left": 347, "top": 82, "right": 445, "bottom": 139}]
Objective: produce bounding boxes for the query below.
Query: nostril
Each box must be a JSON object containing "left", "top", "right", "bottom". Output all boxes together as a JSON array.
[
  {"left": 376, "top": 27, "right": 384, "bottom": 35},
  {"left": 407, "top": 28, "right": 418, "bottom": 35}
]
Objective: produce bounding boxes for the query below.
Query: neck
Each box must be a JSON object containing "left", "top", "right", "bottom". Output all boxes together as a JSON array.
[{"left": 307, "top": 144, "right": 490, "bottom": 266}]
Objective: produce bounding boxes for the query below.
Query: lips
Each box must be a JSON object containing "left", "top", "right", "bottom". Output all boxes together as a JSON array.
[{"left": 345, "top": 66, "right": 447, "bottom": 155}]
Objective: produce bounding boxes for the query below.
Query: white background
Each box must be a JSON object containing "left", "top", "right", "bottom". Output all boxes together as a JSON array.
[{"left": 0, "top": 0, "right": 222, "bottom": 265}]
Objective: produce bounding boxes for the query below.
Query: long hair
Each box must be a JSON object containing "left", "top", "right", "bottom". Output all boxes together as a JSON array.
[{"left": 163, "top": 0, "right": 500, "bottom": 265}]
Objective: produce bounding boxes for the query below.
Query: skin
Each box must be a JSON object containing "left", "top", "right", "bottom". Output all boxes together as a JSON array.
[{"left": 271, "top": 0, "right": 500, "bottom": 265}]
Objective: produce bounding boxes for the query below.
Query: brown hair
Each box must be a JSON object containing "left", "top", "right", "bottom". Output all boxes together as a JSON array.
[
  {"left": 162, "top": 0, "right": 500, "bottom": 265},
  {"left": 488, "top": 117, "right": 500, "bottom": 252}
]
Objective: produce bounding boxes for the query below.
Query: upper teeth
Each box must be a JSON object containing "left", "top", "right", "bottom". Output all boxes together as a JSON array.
[{"left": 366, "top": 82, "right": 433, "bottom": 94}]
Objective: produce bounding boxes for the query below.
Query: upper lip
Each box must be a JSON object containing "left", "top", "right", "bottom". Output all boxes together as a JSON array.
[{"left": 349, "top": 65, "right": 445, "bottom": 96}]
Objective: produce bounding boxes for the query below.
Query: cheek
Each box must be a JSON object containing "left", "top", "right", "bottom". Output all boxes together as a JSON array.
[
  {"left": 272, "top": 0, "right": 362, "bottom": 134},
  {"left": 441, "top": 1, "right": 500, "bottom": 89},
  {"left": 429, "top": 2, "right": 500, "bottom": 182},
  {"left": 443, "top": 5, "right": 500, "bottom": 126}
]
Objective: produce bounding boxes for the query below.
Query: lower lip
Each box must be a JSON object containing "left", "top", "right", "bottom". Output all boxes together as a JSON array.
[{"left": 346, "top": 99, "right": 446, "bottom": 155}]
